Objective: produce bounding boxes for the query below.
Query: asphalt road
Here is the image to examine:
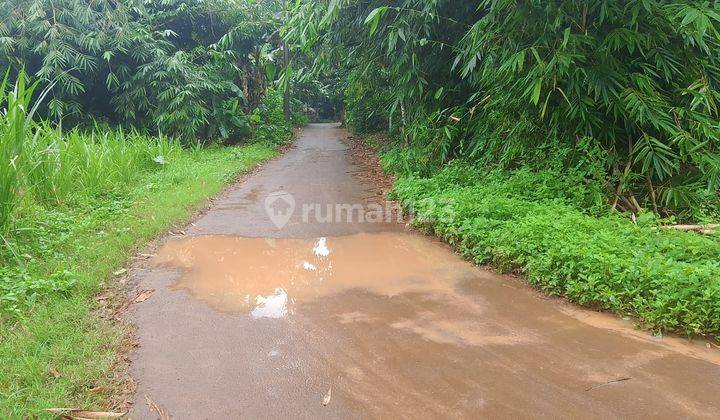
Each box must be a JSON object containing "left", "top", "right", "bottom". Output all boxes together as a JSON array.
[{"left": 130, "top": 123, "right": 720, "bottom": 419}]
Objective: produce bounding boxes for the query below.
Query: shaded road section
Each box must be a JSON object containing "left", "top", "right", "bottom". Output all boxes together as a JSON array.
[{"left": 130, "top": 123, "right": 720, "bottom": 419}]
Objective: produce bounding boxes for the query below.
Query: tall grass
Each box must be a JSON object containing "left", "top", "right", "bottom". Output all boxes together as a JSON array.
[
  {"left": 24, "top": 126, "right": 181, "bottom": 205},
  {"left": 0, "top": 71, "right": 45, "bottom": 231},
  {"left": 0, "top": 71, "right": 182, "bottom": 233}
]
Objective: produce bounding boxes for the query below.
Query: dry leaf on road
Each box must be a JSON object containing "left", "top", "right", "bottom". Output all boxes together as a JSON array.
[
  {"left": 133, "top": 289, "right": 155, "bottom": 304},
  {"left": 48, "top": 367, "right": 62, "bottom": 379}
]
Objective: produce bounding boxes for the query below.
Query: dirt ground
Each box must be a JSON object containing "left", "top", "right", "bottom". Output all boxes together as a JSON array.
[{"left": 127, "top": 123, "right": 720, "bottom": 419}]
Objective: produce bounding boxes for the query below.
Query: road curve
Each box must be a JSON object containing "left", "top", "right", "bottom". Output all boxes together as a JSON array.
[{"left": 129, "top": 123, "right": 720, "bottom": 419}]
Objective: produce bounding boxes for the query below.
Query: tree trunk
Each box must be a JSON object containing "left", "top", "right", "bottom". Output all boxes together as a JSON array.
[
  {"left": 283, "top": 39, "right": 291, "bottom": 122},
  {"left": 240, "top": 62, "right": 250, "bottom": 113}
]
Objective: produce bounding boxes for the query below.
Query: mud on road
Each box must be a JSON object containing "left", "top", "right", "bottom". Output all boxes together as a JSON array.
[{"left": 129, "top": 123, "right": 720, "bottom": 419}]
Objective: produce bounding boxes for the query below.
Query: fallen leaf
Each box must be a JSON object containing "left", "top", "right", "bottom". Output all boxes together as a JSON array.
[
  {"left": 44, "top": 408, "right": 126, "bottom": 419},
  {"left": 113, "top": 269, "right": 127, "bottom": 276},
  {"left": 133, "top": 289, "right": 155, "bottom": 304},
  {"left": 145, "top": 395, "right": 170, "bottom": 420},
  {"left": 322, "top": 387, "right": 332, "bottom": 406}
]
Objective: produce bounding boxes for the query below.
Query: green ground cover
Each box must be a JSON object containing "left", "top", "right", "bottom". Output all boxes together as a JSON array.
[{"left": 387, "top": 159, "right": 720, "bottom": 337}]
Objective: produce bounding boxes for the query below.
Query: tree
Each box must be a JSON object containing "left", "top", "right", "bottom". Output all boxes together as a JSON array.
[
  {"left": 285, "top": 0, "right": 720, "bottom": 218},
  {"left": 0, "top": 0, "right": 285, "bottom": 141}
]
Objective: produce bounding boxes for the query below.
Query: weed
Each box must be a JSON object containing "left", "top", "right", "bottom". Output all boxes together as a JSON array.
[{"left": 390, "top": 160, "right": 720, "bottom": 336}]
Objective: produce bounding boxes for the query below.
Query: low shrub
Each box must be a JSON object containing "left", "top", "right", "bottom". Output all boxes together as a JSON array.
[
  {"left": 24, "top": 127, "right": 181, "bottom": 206},
  {"left": 251, "top": 88, "right": 294, "bottom": 145},
  {"left": 390, "top": 161, "right": 720, "bottom": 336}
]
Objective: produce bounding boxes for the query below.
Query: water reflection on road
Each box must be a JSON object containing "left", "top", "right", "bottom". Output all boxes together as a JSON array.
[{"left": 154, "top": 232, "right": 479, "bottom": 317}]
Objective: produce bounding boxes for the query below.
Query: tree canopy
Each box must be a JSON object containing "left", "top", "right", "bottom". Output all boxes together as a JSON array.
[
  {"left": 286, "top": 0, "right": 720, "bottom": 219},
  {"left": 0, "top": 0, "right": 284, "bottom": 140}
]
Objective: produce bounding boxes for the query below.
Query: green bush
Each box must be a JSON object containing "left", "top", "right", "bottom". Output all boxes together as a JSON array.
[
  {"left": 390, "top": 161, "right": 720, "bottom": 336},
  {"left": 0, "top": 73, "right": 33, "bottom": 231},
  {"left": 343, "top": 67, "right": 391, "bottom": 134},
  {"left": 25, "top": 127, "right": 181, "bottom": 205},
  {"left": 252, "top": 88, "right": 294, "bottom": 144},
  {"left": 0, "top": 72, "right": 183, "bottom": 232}
]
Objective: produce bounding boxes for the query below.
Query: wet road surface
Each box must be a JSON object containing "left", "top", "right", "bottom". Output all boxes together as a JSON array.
[{"left": 130, "top": 123, "right": 720, "bottom": 419}]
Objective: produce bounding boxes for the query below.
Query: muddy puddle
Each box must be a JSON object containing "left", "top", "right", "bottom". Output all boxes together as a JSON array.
[
  {"left": 154, "top": 231, "right": 720, "bottom": 366},
  {"left": 154, "top": 232, "right": 480, "bottom": 317}
]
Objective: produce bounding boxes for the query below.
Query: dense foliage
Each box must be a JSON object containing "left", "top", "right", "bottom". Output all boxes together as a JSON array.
[
  {"left": 0, "top": 0, "right": 285, "bottom": 140},
  {"left": 388, "top": 159, "right": 720, "bottom": 335},
  {"left": 0, "top": 2, "right": 297, "bottom": 413},
  {"left": 286, "top": 0, "right": 720, "bottom": 335},
  {"left": 287, "top": 0, "right": 720, "bottom": 220},
  {"left": 0, "top": 69, "right": 291, "bottom": 276}
]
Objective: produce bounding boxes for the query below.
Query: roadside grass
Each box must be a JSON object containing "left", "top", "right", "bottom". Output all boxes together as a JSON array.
[
  {"left": 387, "top": 160, "right": 720, "bottom": 338},
  {"left": 0, "top": 143, "right": 276, "bottom": 416}
]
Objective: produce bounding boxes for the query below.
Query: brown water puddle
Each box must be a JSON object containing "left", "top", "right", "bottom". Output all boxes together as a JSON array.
[
  {"left": 154, "top": 232, "right": 479, "bottom": 318},
  {"left": 154, "top": 231, "right": 720, "bottom": 366}
]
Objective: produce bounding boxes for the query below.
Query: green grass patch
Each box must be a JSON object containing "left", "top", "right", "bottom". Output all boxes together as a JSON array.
[
  {"left": 389, "top": 161, "right": 720, "bottom": 337},
  {"left": 0, "top": 142, "right": 276, "bottom": 416}
]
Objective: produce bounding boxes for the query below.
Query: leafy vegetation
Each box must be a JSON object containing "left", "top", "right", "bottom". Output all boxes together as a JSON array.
[
  {"left": 0, "top": 62, "right": 291, "bottom": 313},
  {"left": 2, "top": 0, "right": 720, "bottom": 412},
  {"left": 0, "top": 140, "right": 277, "bottom": 415},
  {"left": 388, "top": 161, "right": 720, "bottom": 336},
  {"left": 0, "top": 0, "right": 287, "bottom": 141},
  {"left": 286, "top": 0, "right": 720, "bottom": 220},
  {"left": 0, "top": 72, "right": 286, "bottom": 413}
]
